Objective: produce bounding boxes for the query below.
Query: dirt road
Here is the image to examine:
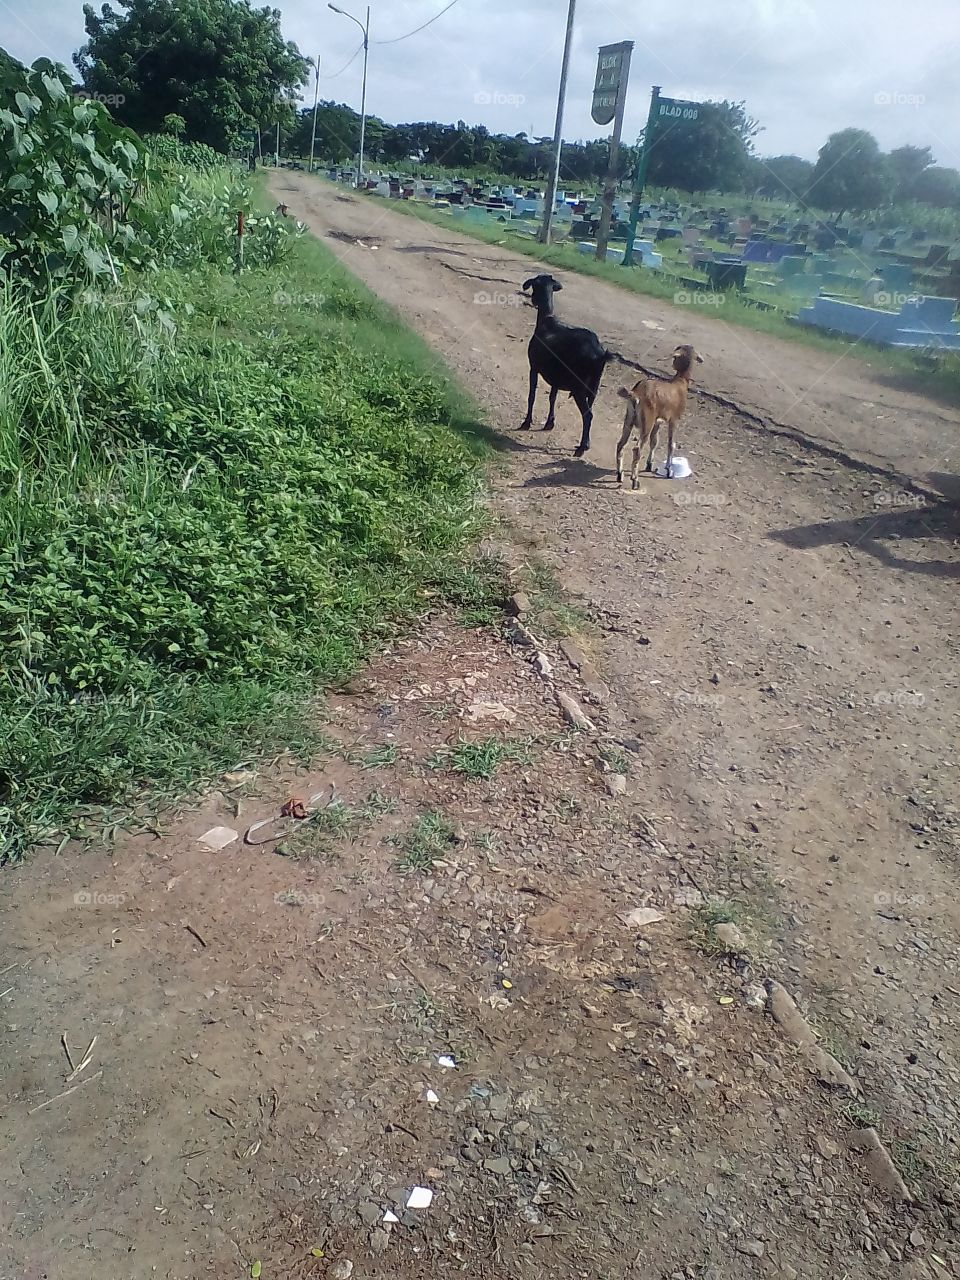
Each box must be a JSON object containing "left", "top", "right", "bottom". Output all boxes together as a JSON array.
[
  {"left": 2, "top": 174, "right": 959, "bottom": 1280},
  {"left": 269, "top": 175, "right": 960, "bottom": 1174}
]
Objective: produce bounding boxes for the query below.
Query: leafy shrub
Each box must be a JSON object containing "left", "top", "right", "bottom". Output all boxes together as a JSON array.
[{"left": 144, "top": 132, "right": 227, "bottom": 175}]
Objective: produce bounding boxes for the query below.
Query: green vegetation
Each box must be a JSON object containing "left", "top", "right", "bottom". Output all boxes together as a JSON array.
[
  {"left": 394, "top": 810, "right": 457, "bottom": 874},
  {"left": 75, "top": 0, "right": 307, "bottom": 152},
  {"left": 427, "top": 735, "right": 532, "bottom": 779},
  {"left": 0, "top": 64, "right": 494, "bottom": 865}
]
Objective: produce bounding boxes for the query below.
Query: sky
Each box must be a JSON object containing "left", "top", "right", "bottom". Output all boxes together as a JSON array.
[{"left": 3, "top": 0, "right": 959, "bottom": 167}]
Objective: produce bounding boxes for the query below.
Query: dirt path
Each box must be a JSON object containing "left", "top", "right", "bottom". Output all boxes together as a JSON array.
[
  {"left": 269, "top": 177, "right": 960, "bottom": 1176},
  {"left": 2, "top": 175, "right": 960, "bottom": 1280}
]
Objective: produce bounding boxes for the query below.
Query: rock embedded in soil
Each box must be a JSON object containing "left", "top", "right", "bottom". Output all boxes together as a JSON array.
[{"left": 507, "top": 592, "right": 532, "bottom": 617}]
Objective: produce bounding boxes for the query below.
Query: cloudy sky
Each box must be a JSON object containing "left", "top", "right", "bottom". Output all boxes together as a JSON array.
[{"left": 4, "top": 0, "right": 958, "bottom": 166}]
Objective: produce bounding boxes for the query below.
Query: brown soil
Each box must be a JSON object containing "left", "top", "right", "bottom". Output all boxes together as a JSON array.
[{"left": 1, "top": 175, "right": 959, "bottom": 1280}]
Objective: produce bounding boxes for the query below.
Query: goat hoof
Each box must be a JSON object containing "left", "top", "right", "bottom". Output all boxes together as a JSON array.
[
  {"left": 542, "top": 423, "right": 555, "bottom": 432},
  {"left": 519, "top": 421, "right": 532, "bottom": 431},
  {"left": 573, "top": 446, "right": 588, "bottom": 458}
]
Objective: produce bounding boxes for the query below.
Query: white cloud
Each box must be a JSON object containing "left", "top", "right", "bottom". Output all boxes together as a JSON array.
[{"left": 5, "top": 0, "right": 958, "bottom": 164}]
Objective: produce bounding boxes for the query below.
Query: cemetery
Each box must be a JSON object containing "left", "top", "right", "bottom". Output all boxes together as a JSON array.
[{"left": 326, "top": 165, "right": 960, "bottom": 353}]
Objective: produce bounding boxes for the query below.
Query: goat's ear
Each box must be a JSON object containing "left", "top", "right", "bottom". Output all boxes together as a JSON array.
[
  {"left": 551, "top": 278, "right": 563, "bottom": 291},
  {"left": 522, "top": 277, "right": 537, "bottom": 292}
]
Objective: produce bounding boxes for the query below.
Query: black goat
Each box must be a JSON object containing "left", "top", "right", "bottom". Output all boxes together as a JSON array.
[{"left": 519, "top": 273, "right": 616, "bottom": 457}]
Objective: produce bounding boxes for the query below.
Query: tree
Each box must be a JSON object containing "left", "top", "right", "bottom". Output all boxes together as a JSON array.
[
  {"left": 75, "top": 0, "right": 308, "bottom": 152},
  {"left": 751, "top": 154, "right": 813, "bottom": 201},
  {"left": 644, "top": 101, "right": 760, "bottom": 193},
  {"left": 887, "top": 145, "right": 933, "bottom": 201},
  {"left": 911, "top": 166, "right": 960, "bottom": 208},
  {"left": 806, "top": 129, "right": 887, "bottom": 215},
  {"left": 0, "top": 47, "right": 23, "bottom": 79}
]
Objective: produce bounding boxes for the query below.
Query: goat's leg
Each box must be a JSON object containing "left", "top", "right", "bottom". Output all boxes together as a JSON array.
[
  {"left": 543, "top": 385, "right": 559, "bottom": 431},
  {"left": 571, "top": 391, "right": 593, "bottom": 457},
  {"left": 520, "top": 364, "right": 538, "bottom": 430},
  {"left": 631, "top": 441, "right": 643, "bottom": 490},
  {"left": 645, "top": 421, "right": 661, "bottom": 472},
  {"left": 666, "top": 418, "right": 677, "bottom": 479},
  {"left": 615, "top": 406, "right": 636, "bottom": 485}
]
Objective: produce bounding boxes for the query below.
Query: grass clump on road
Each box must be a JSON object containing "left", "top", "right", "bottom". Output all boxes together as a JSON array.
[
  {"left": 0, "top": 128, "right": 493, "bottom": 863},
  {"left": 395, "top": 811, "right": 457, "bottom": 874}
]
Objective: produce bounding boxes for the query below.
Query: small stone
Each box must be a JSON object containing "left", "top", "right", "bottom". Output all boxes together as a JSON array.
[
  {"left": 328, "top": 1262, "right": 354, "bottom": 1280},
  {"left": 736, "top": 1240, "right": 764, "bottom": 1258},
  {"left": 556, "top": 691, "right": 596, "bottom": 733},
  {"left": 484, "top": 1156, "right": 513, "bottom": 1177},
  {"left": 909, "top": 1228, "right": 925, "bottom": 1248},
  {"left": 713, "top": 922, "right": 748, "bottom": 953},
  {"left": 816, "top": 1135, "right": 840, "bottom": 1160},
  {"left": 507, "top": 592, "right": 531, "bottom": 616},
  {"left": 559, "top": 637, "right": 587, "bottom": 670},
  {"left": 370, "top": 1228, "right": 390, "bottom": 1255},
  {"left": 621, "top": 907, "right": 664, "bottom": 929},
  {"left": 604, "top": 773, "right": 628, "bottom": 797},
  {"left": 358, "top": 1202, "right": 381, "bottom": 1227}
]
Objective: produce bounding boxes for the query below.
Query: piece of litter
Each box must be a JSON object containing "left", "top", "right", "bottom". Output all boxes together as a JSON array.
[
  {"left": 621, "top": 907, "right": 665, "bottom": 928},
  {"left": 406, "top": 1186, "right": 433, "bottom": 1210},
  {"left": 198, "top": 825, "right": 239, "bottom": 852},
  {"left": 718, "top": 995, "right": 735, "bottom": 1006},
  {"left": 383, "top": 1210, "right": 399, "bottom": 1224},
  {"left": 251, "top": 1262, "right": 262, "bottom": 1279},
  {"left": 501, "top": 979, "right": 513, "bottom": 990},
  {"left": 437, "top": 1055, "right": 456, "bottom": 1069},
  {"left": 424, "top": 1089, "right": 439, "bottom": 1105},
  {"left": 654, "top": 455, "right": 692, "bottom": 480},
  {"left": 310, "top": 1248, "right": 325, "bottom": 1258},
  {"left": 465, "top": 699, "right": 517, "bottom": 725}
]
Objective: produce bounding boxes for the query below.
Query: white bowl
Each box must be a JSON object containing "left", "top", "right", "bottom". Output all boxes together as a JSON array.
[{"left": 655, "top": 456, "right": 692, "bottom": 479}]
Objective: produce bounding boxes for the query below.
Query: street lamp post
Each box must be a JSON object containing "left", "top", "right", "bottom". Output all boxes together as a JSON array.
[
  {"left": 308, "top": 54, "right": 321, "bottom": 173},
  {"left": 328, "top": 3, "right": 370, "bottom": 187},
  {"left": 538, "top": 0, "right": 577, "bottom": 244}
]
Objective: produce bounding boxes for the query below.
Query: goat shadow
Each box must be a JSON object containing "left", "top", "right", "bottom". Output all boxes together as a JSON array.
[
  {"left": 520, "top": 453, "right": 617, "bottom": 489},
  {"left": 769, "top": 474, "right": 960, "bottom": 580}
]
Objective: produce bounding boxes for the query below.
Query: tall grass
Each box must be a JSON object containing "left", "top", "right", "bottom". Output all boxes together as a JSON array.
[{"left": 0, "top": 201, "right": 499, "bottom": 864}]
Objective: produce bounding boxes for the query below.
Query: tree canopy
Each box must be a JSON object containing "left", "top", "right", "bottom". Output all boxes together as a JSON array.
[
  {"left": 644, "top": 101, "right": 760, "bottom": 194},
  {"left": 74, "top": 0, "right": 308, "bottom": 152},
  {"left": 806, "top": 128, "right": 888, "bottom": 215}
]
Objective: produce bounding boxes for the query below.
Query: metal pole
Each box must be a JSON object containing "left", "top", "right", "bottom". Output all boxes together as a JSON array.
[
  {"left": 623, "top": 85, "right": 661, "bottom": 266},
  {"left": 275, "top": 119, "right": 280, "bottom": 167},
  {"left": 594, "top": 43, "right": 633, "bottom": 261},
  {"left": 308, "top": 54, "right": 321, "bottom": 172},
  {"left": 538, "top": 0, "right": 576, "bottom": 245},
  {"left": 358, "top": 6, "right": 369, "bottom": 186}
]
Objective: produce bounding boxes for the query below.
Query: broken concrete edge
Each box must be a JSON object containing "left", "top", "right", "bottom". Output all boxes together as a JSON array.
[
  {"left": 764, "top": 980, "right": 912, "bottom": 1201},
  {"left": 847, "top": 1127, "right": 914, "bottom": 1203}
]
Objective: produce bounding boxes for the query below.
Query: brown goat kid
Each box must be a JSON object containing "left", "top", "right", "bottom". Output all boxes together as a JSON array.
[{"left": 615, "top": 345, "right": 703, "bottom": 487}]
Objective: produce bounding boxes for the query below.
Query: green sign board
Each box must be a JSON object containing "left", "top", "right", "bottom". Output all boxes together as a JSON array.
[
  {"left": 591, "top": 41, "right": 634, "bottom": 127},
  {"left": 655, "top": 96, "right": 701, "bottom": 125}
]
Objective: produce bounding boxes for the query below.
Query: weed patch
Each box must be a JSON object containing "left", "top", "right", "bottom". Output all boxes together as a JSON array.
[
  {"left": 427, "top": 735, "right": 533, "bottom": 779},
  {"left": 395, "top": 810, "right": 456, "bottom": 874}
]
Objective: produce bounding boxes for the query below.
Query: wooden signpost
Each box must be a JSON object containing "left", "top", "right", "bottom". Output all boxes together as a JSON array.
[{"left": 592, "top": 41, "right": 633, "bottom": 262}]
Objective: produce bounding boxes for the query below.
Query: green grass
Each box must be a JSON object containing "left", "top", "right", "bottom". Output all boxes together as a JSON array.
[
  {"left": 394, "top": 810, "right": 456, "bottom": 874},
  {"left": 427, "top": 734, "right": 533, "bottom": 779},
  {"left": 361, "top": 743, "right": 399, "bottom": 769},
  {"left": 0, "top": 177, "right": 503, "bottom": 865},
  {"left": 313, "top": 175, "right": 960, "bottom": 405}
]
